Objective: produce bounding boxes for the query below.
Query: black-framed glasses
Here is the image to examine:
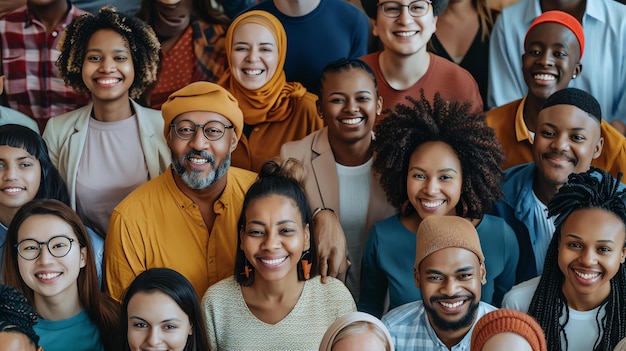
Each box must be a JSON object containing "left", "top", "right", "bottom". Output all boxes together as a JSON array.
[
  {"left": 378, "top": 0, "right": 432, "bottom": 18},
  {"left": 15, "top": 235, "right": 75, "bottom": 261},
  {"left": 170, "top": 120, "right": 234, "bottom": 141}
]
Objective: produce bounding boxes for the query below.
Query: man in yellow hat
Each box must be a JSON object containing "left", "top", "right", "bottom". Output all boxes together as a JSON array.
[{"left": 104, "top": 82, "right": 257, "bottom": 300}]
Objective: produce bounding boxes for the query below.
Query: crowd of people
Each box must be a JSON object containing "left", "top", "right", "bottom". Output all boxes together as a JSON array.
[{"left": 1, "top": 0, "right": 626, "bottom": 350}]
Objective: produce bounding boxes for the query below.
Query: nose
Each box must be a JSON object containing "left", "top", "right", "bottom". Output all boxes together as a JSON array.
[
  {"left": 188, "top": 127, "right": 211, "bottom": 151},
  {"left": 146, "top": 327, "right": 161, "bottom": 346},
  {"left": 262, "top": 231, "right": 282, "bottom": 250},
  {"left": 537, "top": 50, "right": 554, "bottom": 67},
  {"left": 440, "top": 277, "right": 461, "bottom": 297},
  {"left": 246, "top": 47, "right": 260, "bottom": 63},
  {"left": 99, "top": 56, "right": 117, "bottom": 73},
  {"left": 423, "top": 178, "right": 439, "bottom": 195},
  {"left": 550, "top": 134, "right": 570, "bottom": 152},
  {"left": 580, "top": 248, "right": 598, "bottom": 266},
  {"left": 345, "top": 98, "right": 359, "bottom": 113},
  {"left": 397, "top": 5, "right": 414, "bottom": 24},
  {"left": 1, "top": 164, "right": 17, "bottom": 181},
  {"left": 36, "top": 244, "right": 55, "bottom": 264}
]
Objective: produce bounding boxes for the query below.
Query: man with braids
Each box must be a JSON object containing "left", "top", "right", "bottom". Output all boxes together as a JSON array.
[
  {"left": 43, "top": 7, "right": 170, "bottom": 237},
  {"left": 503, "top": 167, "right": 626, "bottom": 351},
  {"left": 492, "top": 87, "right": 606, "bottom": 284},
  {"left": 0, "top": 284, "right": 41, "bottom": 351},
  {"left": 358, "top": 92, "right": 518, "bottom": 318}
]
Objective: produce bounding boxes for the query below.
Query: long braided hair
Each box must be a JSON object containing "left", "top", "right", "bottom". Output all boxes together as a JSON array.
[{"left": 528, "top": 167, "right": 626, "bottom": 350}]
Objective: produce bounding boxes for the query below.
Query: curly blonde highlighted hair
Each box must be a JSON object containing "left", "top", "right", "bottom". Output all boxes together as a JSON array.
[{"left": 56, "top": 6, "right": 160, "bottom": 99}]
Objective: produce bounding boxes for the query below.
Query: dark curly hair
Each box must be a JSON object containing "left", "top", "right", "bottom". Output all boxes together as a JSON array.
[
  {"left": 0, "top": 284, "right": 39, "bottom": 348},
  {"left": 529, "top": 167, "right": 626, "bottom": 351},
  {"left": 360, "top": 0, "right": 449, "bottom": 19},
  {"left": 372, "top": 92, "right": 504, "bottom": 219},
  {"left": 56, "top": 6, "right": 160, "bottom": 99}
]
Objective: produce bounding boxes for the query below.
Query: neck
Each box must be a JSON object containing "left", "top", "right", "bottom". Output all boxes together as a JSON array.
[
  {"left": 379, "top": 50, "right": 430, "bottom": 91},
  {"left": 172, "top": 168, "right": 228, "bottom": 205},
  {"left": 0, "top": 207, "right": 17, "bottom": 228},
  {"left": 28, "top": 0, "right": 69, "bottom": 34},
  {"left": 248, "top": 270, "right": 304, "bottom": 301},
  {"left": 430, "top": 316, "right": 474, "bottom": 349},
  {"left": 328, "top": 133, "right": 373, "bottom": 167},
  {"left": 441, "top": 0, "right": 476, "bottom": 16},
  {"left": 523, "top": 94, "right": 546, "bottom": 133},
  {"left": 563, "top": 284, "right": 609, "bottom": 312},
  {"left": 532, "top": 172, "right": 561, "bottom": 205},
  {"left": 540, "top": 0, "right": 586, "bottom": 21},
  {"left": 34, "top": 285, "right": 82, "bottom": 321},
  {"left": 273, "top": 0, "right": 321, "bottom": 16},
  {"left": 91, "top": 97, "right": 133, "bottom": 122}
]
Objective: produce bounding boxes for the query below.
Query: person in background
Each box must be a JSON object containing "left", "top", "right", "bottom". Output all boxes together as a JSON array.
[
  {"left": 0, "top": 124, "right": 104, "bottom": 286},
  {"left": 492, "top": 88, "right": 607, "bottom": 284},
  {"left": 0, "top": 0, "right": 90, "bottom": 131},
  {"left": 0, "top": 76, "right": 39, "bottom": 133},
  {"left": 281, "top": 58, "right": 396, "bottom": 299},
  {"left": 502, "top": 168, "right": 626, "bottom": 351},
  {"left": 44, "top": 7, "right": 170, "bottom": 237},
  {"left": 486, "top": 10, "right": 626, "bottom": 178},
  {"left": 2, "top": 199, "right": 122, "bottom": 351},
  {"left": 359, "top": 0, "right": 483, "bottom": 122},
  {"left": 488, "top": 0, "right": 626, "bottom": 133},
  {"left": 121, "top": 268, "right": 211, "bottom": 351},
  {"left": 319, "top": 311, "right": 394, "bottom": 351},
  {"left": 428, "top": 0, "right": 496, "bottom": 107},
  {"left": 136, "top": 0, "right": 229, "bottom": 109},
  {"left": 0, "top": 284, "right": 42, "bottom": 351},
  {"left": 202, "top": 159, "right": 355, "bottom": 351},
  {"left": 249, "top": 0, "right": 369, "bottom": 96},
  {"left": 359, "top": 93, "right": 518, "bottom": 317},
  {"left": 382, "top": 215, "right": 497, "bottom": 350},
  {"left": 470, "top": 309, "right": 546, "bottom": 351},
  {"left": 218, "top": 10, "right": 322, "bottom": 172}
]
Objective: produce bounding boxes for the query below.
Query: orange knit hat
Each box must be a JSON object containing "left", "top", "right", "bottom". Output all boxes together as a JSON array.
[
  {"left": 524, "top": 10, "right": 585, "bottom": 59},
  {"left": 470, "top": 309, "right": 547, "bottom": 351}
]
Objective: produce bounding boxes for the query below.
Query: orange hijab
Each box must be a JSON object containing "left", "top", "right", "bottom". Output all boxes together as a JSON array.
[{"left": 218, "top": 10, "right": 307, "bottom": 125}]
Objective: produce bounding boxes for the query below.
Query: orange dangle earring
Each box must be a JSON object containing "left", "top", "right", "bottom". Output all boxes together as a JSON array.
[{"left": 298, "top": 250, "right": 312, "bottom": 280}]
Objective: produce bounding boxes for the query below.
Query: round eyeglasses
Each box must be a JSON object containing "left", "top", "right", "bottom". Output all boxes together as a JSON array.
[
  {"left": 170, "top": 120, "right": 234, "bottom": 141},
  {"left": 15, "top": 235, "right": 75, "bottom": 261},
  {"left": 377, "top": 0, "right": 432, "bottom": 18}
]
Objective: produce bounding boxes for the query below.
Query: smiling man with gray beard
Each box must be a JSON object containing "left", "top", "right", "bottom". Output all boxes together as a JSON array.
[{"left": 104, "top": 82, "right": 257, "bottom": 300}]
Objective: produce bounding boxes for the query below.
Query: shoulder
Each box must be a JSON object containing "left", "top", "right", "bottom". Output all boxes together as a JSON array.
[
  {"left": 227, "top": 167, "right": 258, "bottom": 189},
  {"left": 47, "top": 105, "right": 91, "bottom": 127},
  {"left": 486, "top": 99, "right": 522, "bottom": 128},
  {"left": 114, "top": 172, "right": 171, "bottom": 209},
  {"left": 503, "top": 163, "right": 535, "bottom": 184},
  {"left": 204, "top": 276, "right": 238, "bottom": 301},
  {"left": 501, "top": 276, "right": 540, "bottom": 312},
  {"left": 281, "top": 129, "right": 322, "bottom": 157},
  {"left": 478, "top": 215, "right": 516, "bottom": 240},
  {"left": 382, "top": 300, "right": 424, "bottom": 327}
]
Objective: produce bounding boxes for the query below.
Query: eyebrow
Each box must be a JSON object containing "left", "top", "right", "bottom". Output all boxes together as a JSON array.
[
  {"left": 233, "top": 41, "right": 275, "bottom": 46},
  {"left": 129, "top": 316, "right": 183, "bottom": 323},
  {"left": 541, "top": 122, "right": 587, "bottom": 132},
  {"left": 0, "top": 155, "right": 36, "bottom": 162},
  {"left": 86, "top": 48, "right": 129, "bottom": 53},
  {"left": 248, "top": 219, "right": 297, "bottom": 226},
  {"left": 566, "top": 234, "right": 615, "bottom": 244},
  {"left": 410, "top": 166, "right": 459, "bottom": 173},
  {"left": 424, "top": 265, "right": 475, "bottom": 275}
]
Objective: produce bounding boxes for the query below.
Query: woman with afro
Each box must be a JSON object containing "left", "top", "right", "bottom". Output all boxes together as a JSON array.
[
  {"left": 358, "top": 92, "right": 519, "bottom": 317},
  {"left": 43, "top": 7, "right": 171, "bottom": 237}
]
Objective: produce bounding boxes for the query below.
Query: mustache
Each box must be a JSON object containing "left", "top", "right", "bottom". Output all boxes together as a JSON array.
[
  {"left": 182, "top": 150, "right": 216, "bottom": 167},
  {"left": 543, "top": 150, "right": 576, "bottom": 163}
]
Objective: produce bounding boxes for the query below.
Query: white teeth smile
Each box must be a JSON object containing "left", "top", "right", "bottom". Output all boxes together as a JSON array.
[
  {"left": 2, "top": 187, "right": 24, "bottom": 193},
  {"left": 575, "top": 270, "right": 601, "bottom": 280},
  {"left": 189, "top": 158, "right": 208, "bottom": 165},
  {"left": 440, "top": 300, "right": 464, "bottom": 308},
  {"left": 36, "top": 273, "right": 61, "bottom": 280},
  {"left": 421, "top": 200, "right": 444, "bottom": 208},
  {"left": 534, "top": 74, "right": 556, "bottom": 81},
  {"left": 260, "top": 257, "right": 287, "bottom": 266},
  {"left": 243, "top": 69, "right": 263, "bottom": 76},
  {"left": 97, "top": 78, "right": 120, "bottom": 85},
  {"left": 395, "top": 31, "right": 417, "bottom": 37},
  {"left": 341, "top": 118, "right": 363, "bottom": 125}
]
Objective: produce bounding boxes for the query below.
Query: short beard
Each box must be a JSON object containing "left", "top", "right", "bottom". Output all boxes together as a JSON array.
[
  {"left": 424, "top": 294, "right": 479, "bottom": 332},
  {"left": 172, "top": 150, "right": 230, "bottom": 189}
]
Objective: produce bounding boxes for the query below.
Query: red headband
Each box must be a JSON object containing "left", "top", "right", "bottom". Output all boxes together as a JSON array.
[{"left": 524, "top": 10, "right": 584, "bottom": 59}]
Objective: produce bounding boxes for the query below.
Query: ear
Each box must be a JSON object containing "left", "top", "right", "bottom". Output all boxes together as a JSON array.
[
  {"left": 372, "top": 19, "right": 379, "bottom": 37},
  {"left": 0, "top": 75, "right": 4, "bottom": 95},
  {"left": 414, "top": 266, "right": 421, "bottom": 288},
  {"left": 316, "top": 99, "right": 322, "bottom": 116},
  {"left": 229, "top": 132, "right": 239, "bottom": 153},
  {"left": 480, "top": 262, "right": 487, "bottom": 285},
  {"left": 189, "top": 324, "right": 193, "bottom": 336},
  {"left": 620, "top": 246, "right": 626, "bottom": 264},
  {"left": 303, "top": 223, "right": 311, "bottom": 251},
  {"left": 376, "top": 96, "right": 383, "bottom": 116},
  {"left": 573, "top": 62, "right": 582, "bottom": 78},
  {"left": 592, "top": 136, "right": 604, "bottom": 159},
  {"left": 79, "top": 246, "right": 87, "bottom": 269},
  {"left": 239, "top": 227, "right": 245, "bottom": 250}
]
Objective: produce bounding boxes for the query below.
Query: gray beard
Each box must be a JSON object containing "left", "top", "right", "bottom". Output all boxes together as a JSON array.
[{"left": 172, "top": 150, "right": 230, "bottom": 189}]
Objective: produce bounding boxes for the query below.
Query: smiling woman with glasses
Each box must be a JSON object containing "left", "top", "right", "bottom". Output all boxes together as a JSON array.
[
  {"left": 377, "top": 0, "right": 432, "bottom": 17},
  {"left": 1, "top": 199, "right": 123, "bottom": 351}
]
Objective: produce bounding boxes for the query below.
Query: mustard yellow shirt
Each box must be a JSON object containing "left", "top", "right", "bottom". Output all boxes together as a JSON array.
[{"left": 105, "top": 166, "right": 257, "bottom": 300}]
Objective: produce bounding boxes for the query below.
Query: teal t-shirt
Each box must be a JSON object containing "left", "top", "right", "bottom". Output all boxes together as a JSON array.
[{"left": 35, "top": 310, "right": 103, "bottom": 351}]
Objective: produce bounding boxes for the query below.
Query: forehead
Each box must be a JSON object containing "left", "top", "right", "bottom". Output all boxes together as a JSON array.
[
  {"left": 321, "top": 68, "right": 377, "bottom": 92},
  {"left": 87, "top": 28, "right": 129, "bottom": 47},
  {"left": 0, "top": 145, "right": 37, "bottom": 160},
  {"left": 233, "top": 22, "right": 276, "bottom": 44},
  {"left": 410, "top": 141, "right": 461, "bottom": 165},
  {"left": 561, "top": 208, "right": 626, "bottom": 242},
  {"left": 526, "top": 22, "right": 577, "bottom": 43},
  {"left": 17, "top": 214, "right": 77, "bottom": 241},
  {"left": 171, "top": 111, "right": 231, "bottom": 125},
  {"left": 419, "top": 247, "right": 480, "bottom": 272},
  {"left": 127, "top": 291, "right": 188, "bottom": 320},
  {"left": 537, "top": 104, "right": 600, "bottom": 130}
]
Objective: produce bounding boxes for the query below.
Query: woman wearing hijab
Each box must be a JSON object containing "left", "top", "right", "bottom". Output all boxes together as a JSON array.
[{"left": 218, "top": 10, "right": 323, "bottom": 172}]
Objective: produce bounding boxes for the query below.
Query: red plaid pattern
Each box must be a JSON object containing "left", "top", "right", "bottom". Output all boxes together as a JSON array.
[{"left": 0, "top": 5, "right": 90, "bottom": 131}]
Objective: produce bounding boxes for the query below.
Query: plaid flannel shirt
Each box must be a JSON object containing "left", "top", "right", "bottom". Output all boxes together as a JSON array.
[{"left": 0, "top": 5, "right": 90, "bottom": 131}]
